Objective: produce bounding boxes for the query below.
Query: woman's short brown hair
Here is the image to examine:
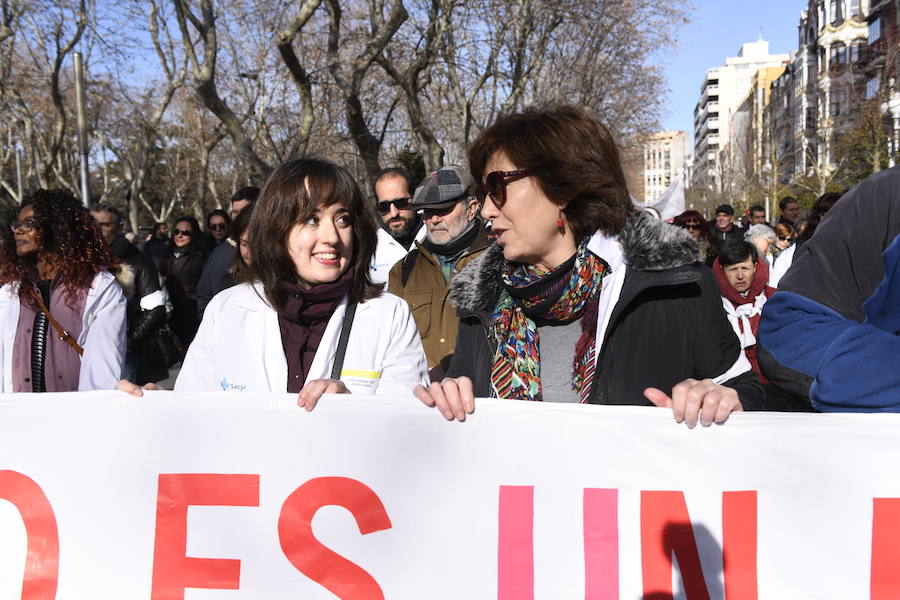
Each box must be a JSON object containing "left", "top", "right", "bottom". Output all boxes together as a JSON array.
[
  {"left": 773, "top": 222, "right": 795, "bottom": 239},
  {"left": 248, "top": 158, "right": 380, "bottom": 310},
  {"left": 468, "top": 105, "right": 633, "bottom": 238}
]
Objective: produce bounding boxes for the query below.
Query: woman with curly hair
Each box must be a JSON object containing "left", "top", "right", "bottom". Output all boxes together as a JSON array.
[{"left": 0, "top": 189, "right": 126, "bottom": 392}]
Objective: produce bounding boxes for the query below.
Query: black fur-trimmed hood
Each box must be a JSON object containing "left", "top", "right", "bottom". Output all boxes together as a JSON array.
[{"left": 449, "top": 210, "right": 700, "bottom": 313}]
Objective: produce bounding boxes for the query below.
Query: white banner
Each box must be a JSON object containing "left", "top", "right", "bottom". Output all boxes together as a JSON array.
[{"left": 1, "top": 392, "right": 900, "bottom": 599}]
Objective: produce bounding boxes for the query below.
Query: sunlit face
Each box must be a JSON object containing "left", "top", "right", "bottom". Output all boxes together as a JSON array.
[
  {"left": 750, "top": 210, "right": 766, "bottom": 225},
  {"left": 287, "top": 202, "right": 353, "bottom": 288},
  {"left": 208, "top": 215, "right": 228, "bottom": 241},
  {"left": 480, "top": 151, "right": 573, "bottom": 270},
  {"left": 90, "top": 209, "right": 120, "bottom": 245},
  {"left": 239, "top": 232, "right": 251, "bottom": 265},
  {"left": 12, "top": 205, "right": 39, "bottom": 257},
  {"left": 724, "top": 257, "right": 757, "bottom": 294},
  {"left": 375, "top": 175, "right": 418, "bottom": 238},
  {"left": 423, "top": 198, "right": 478, "bottom": 245},
  {"left": 231, "top": 199, "right": 252, "bottom": 221},
  {"left": 173, "top": 220, "right": 193, "bottom": 248},
  {"left": 782, "top": 201, "right": 800, "bottom": 223},
  {"left": 775, "top": 234, "right": 795, "bottom": 250},
  {"left": 753, "top": 235, "right": 772, "bottom": 256},
  {"left": 715, "top": 211, "right": 733, "bottom": 229}
]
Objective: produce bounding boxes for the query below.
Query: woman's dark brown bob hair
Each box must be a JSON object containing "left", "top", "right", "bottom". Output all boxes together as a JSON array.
[
  {"left": 468, "top": 104, "right": 633, "bottom": 238},
  {"left": 248, "top": 158, "right": 380, "bottom": 310}
]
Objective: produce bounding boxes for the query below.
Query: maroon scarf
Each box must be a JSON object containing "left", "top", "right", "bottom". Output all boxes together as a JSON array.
[{"left": 277, "top": 270, "right": 353, "bottom": 392}]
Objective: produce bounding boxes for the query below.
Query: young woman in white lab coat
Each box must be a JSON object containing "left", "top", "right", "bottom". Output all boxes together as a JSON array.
[{"left": 121, "top": 158, "right": 428, "bottom": 407}]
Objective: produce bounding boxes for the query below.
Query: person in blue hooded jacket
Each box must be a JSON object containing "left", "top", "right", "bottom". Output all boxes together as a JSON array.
[{"left": 758, "top": 166, "right": 900, "bottom": 411}]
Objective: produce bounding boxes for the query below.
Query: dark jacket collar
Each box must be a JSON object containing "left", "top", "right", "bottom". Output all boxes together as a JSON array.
[{"left": 450, "top": 210, "right": 700, "bottom": 314}]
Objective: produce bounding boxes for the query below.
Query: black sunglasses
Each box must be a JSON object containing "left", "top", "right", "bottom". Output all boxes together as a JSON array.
[
  {"left": 778, "top": 236, "right": 796, "bottom": 242},
  {"left": 173, "top": 228, "right": 193, "bottom": 236},
  {"left": 209, "top": 223, "right": 228, "bottom": 231},
  {"left": 682, "top": 223, "right": 702, "bottom": 230},
  {"left": 475, "top": 169, "right": 535, "bottom": 208},
  {"left": 376, "top": 198, "right": 413, "bottom": 214}
]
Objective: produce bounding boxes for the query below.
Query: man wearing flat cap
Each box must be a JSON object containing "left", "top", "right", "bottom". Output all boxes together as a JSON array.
[
  {"left": 711, "top": 203, "right": 745, "bottom": 247},
  {"left": 388, "top": 165, "right": 490, "bottom": 381}
]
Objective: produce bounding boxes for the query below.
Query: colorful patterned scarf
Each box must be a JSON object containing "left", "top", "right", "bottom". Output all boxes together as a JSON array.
[{"left": 490, "top": 238, "right": 610, "bottom": 402}]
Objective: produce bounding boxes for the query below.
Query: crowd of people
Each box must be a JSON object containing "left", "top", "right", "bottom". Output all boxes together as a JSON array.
[{"left": 1, "top": 104, "right": 897, "bottom": 422}]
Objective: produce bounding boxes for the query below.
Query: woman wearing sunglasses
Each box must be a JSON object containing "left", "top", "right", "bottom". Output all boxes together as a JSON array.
[
  {"left": 204, "top": 209, "right": 232, "bottom": 251},
  {"left": 165, "top": 216, "right": 208, "bottom": 347},
  {"left": 0, "top": 189, "right": 126, "bottom": 392},
  {"left": 122, "top": 159, "right": 428, "bottom": 406},
  {"left": 415, "top": 106, "right": 764, "bottom": 426},
  {"left": 674, "top": 210, "right": 718, "bottom": 266}
]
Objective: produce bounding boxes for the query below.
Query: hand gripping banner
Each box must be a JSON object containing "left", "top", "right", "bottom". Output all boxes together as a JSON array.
[{"left": 1, "top": 391, "right": 899, "bottom": 599}]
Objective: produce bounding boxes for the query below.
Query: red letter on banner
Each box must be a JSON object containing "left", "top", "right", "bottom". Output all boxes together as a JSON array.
[
  {"left": 584, "top": 488, "right": 619, "bottom": 600},
  {"left": 723, "top": 491, "right": 758, "bottom": 600},
  {"left": 640, "top": 491, "right": 711, "bottom": 600},
  {"left": 278, "top": 477, "right": 392, "bottom": 600},
  {"left": 0, "top": 470, "right": 59, "bottom": 600},
  {"left": 871, "top": 498, "right": 900, "bottom": 599},
  {"left": 150, "top": 474, "right": 260, "bottom": 600},
  {"left": 498, "top": 485, "right": 534, "bottom": 600}
]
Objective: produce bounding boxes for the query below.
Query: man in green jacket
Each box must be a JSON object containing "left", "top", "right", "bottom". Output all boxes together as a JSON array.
[{"left": 388, "top": 166, "right": 490, "bottom": 381}]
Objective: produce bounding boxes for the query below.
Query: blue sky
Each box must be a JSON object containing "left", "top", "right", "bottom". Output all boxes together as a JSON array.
[{"left": 661, "top": 0, "right": 810, "bottom": 139}]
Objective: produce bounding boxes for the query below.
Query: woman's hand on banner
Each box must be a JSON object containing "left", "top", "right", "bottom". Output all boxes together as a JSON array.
[
  {"left": 116, "top": 379, "right": 161, "bottom": 397},
  {"left": 415, "top": 377, "right": 475, "bottom": 421},
  {"left": 644, "top": 378, "right": 743, "bottom": 428},
  {"left": 297, "top": 378, "right": 350, "bottom": 411}
]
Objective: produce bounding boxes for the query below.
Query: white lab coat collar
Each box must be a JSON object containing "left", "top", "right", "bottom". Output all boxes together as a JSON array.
[{"left": 587, "top": 230, "right": 628, "bottom": 362}]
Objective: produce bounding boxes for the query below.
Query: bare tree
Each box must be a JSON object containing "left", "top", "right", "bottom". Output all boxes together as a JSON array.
[
  {"left": 171, "top": 0, "right": 271, "bottom": 183},
  {"left": 325, "top": 0, "right": 407, "bottom": 190},
  {"left": 275, "top": 0, "right": 322, "bottom": 159},
  {"left": 0, "top": 0, "right": 88, "bottom": 195}
]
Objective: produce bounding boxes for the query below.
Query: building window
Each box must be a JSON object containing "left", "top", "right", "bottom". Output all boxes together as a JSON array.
[
  {"left": 866, "top": 76, "right": 881, "bottom": 99},
  {"left": 830, "top": 42, "right": 846, "bottom": 72},
  {"left": 830, "top": 0, "right": 843, "bottom": 25},
  {"left": 830, "top": 90, "right": 847, "bottom": 116},
  {"left": 869, "top": 17, "right": 883, "bottom": 42},
  {"left": 849, "top": 39, "right": 866, "bottom": 63},
  {"left": 849, "top": 0, "right": 860, "bottom": 17}
]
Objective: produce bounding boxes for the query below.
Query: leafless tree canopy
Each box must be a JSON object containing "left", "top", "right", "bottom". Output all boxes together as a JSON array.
[{"left": 0, "top": 0, "right": 689, "bottom": 229}]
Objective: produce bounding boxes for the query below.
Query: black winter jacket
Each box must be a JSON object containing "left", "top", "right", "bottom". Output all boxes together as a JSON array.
[
  {"left": 110, "top": 236, "right": 166, "bottom": 349},
  {"left": 446, "top": 211, "right": 764, "bottom": 409}
]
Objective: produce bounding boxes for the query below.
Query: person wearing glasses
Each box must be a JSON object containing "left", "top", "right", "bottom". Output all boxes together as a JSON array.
[
  {"left": 673, "top": 210, "right": 718, "bottom": 266},
  {"left": 89, "top": 203, "right": 168, "bottom": 385},
  {"left": 369, "top": 167, "right": 425, "bottom": 286},
  {"left": 387, "top": 166, "right": 490, "bottom": 381},
  {"left": 165, "top": 216, "right": 208, "bottom": 347},
  {"left": 0, "top": 189, "right": 126, "bottom": 392},
  {"left": 196, "top": 187, "right": 259, "bottom": 319},
  {"left": 120, "top": 159, "right": 428, "bottom": 406},
  {"left": 204, "top": 209, "right": 231, "bottom": 251},
  {"left": 414, "top": 105, "right": 763, "bottom": 426}
]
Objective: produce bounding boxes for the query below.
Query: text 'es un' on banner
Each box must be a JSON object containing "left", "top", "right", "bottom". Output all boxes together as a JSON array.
[{"left": 1, "top": 391, "right": 900, "bottom": 599}]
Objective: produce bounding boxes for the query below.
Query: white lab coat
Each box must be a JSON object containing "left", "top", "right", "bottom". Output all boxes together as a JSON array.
[
  {"left": 0, "top": 271, "right": 127, "bottom": 392},
  {"left": 175, "top": 282, "right": 429, "bottom": 395},
  {"left": 369, "top": 225, "right": 426, "bottom": 288},
  {"left": 769, "top": 243, "right": 796, "bottom": 288}
]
